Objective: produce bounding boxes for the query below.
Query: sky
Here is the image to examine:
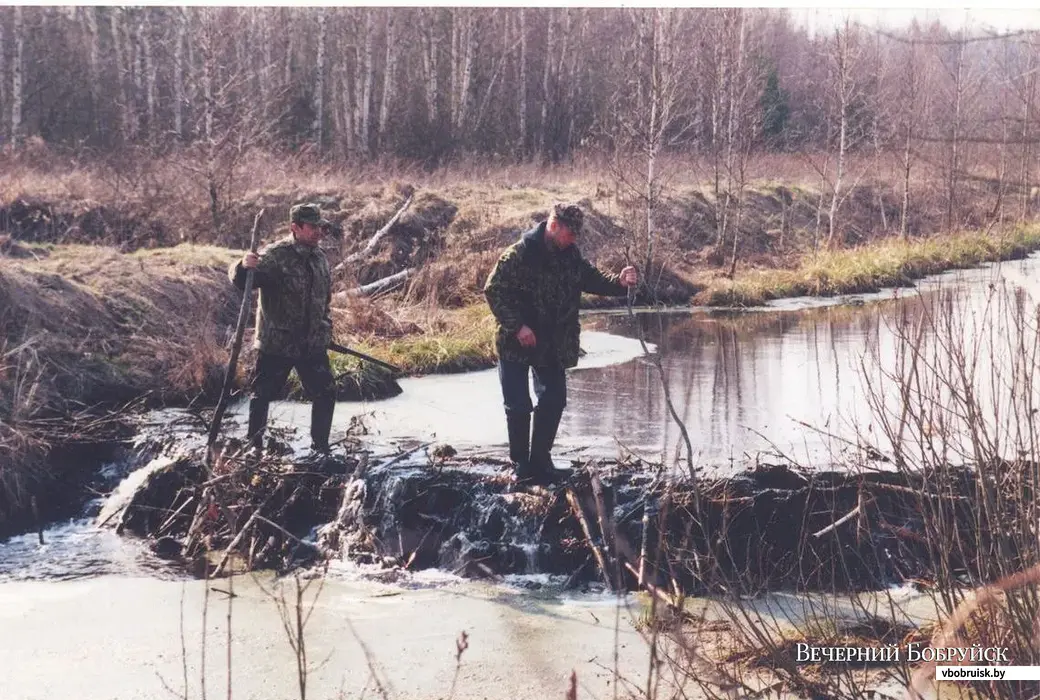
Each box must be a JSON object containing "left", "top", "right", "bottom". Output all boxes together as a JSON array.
[{"left": 792, "top": 7, "right": 1040, "bottom": 34}]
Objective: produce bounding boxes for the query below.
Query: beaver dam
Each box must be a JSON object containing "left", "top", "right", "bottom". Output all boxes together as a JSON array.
[{"left": 94, "top": 422, "right": 1020, "bottom": 596}]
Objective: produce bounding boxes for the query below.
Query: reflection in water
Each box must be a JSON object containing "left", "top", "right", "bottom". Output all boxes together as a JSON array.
[{"left": 570, "top": 255, "right": 1040, "bottom": 470}]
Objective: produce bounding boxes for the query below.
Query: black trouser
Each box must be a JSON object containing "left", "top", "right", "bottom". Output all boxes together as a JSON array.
[
  {"left": 498, "top": 358, "right": 567, "bottom": 472},
  {"left": 246, "top": 350, "right": 336, "bottom": 450}
]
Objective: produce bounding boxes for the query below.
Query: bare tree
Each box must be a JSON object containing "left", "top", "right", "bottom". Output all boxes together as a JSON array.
[
  {"left": 0, "top": 12, "right": 5, "bottom": 142},
  {"left": 825, "top": 20, "right": 859, "bottom": 246},
  {"left": 896, "top": 26, "right": 928, "bottom": 238},
  {"left": 609, "top": 9, "right": 697, "bottom": 282},
  {"left": 173, "top": 8, "right": 187, "bottom": 139},
  {"left": 359, "top": 9, "right": 374, "bottom": 157},
  {"left": 419, "top": 8, "right": 441, "bottom": 125},
  {"left": 450, "top": 8, "right": 476, "bottom": 135},
  {"left": 517, "top": 8, "right": 528, "bottom": 157},
  {"left": 703, "top": 9, "right": 764, "bottom": 275},
  {"left": 11, "top": 5, "right": 23, "bottom": 148},
  {"left": 1020, "top": 35, "right": 1040, "bottom": 219},
  {"left": 313, "top": 9, "right": 326, "bottom": 153},
  {"left": 139, "top": 12, "right": 157, "bottom": 137},
  {"left": 378, "top": 9, "right": 397, "bottom": 143},
  {"left": 538, "top": 9, "right": 556, "bottom": 159}
]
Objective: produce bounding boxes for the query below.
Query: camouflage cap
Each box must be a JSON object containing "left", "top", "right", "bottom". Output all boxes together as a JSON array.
[
  {"left": 551, "top": 202, "right": 584, "bottom": 235},
  {"left": 289, "top": 203, "right": 331, "bottom": 228}
]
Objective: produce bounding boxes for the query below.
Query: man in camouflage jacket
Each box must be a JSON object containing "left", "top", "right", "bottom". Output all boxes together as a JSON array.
[
  {"left": 229, "top": 203, "right": 337, "bottom": 453},
  {"left": 484, "top": 202, "right": 638, "bottom": 485}
]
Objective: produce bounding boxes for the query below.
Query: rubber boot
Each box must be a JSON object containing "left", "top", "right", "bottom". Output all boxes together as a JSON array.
[
  {"left": 310, "top": 394, "right": 335, "bottom": 453},
  {"left": 247, "top": 397, "right": 270, "bottom": 452},
  {"left": 506, "top": 411, "right": 534, "bottom": 484},
  {"left": 530, "top": 405, "right": 570, "bottom": 485}
]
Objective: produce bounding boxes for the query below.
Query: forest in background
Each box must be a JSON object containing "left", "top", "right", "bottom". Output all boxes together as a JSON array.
[
  {"left": 0, "top": 9, "right": 1037, "bottom": 207},
  {"left": 2, "top": 8, "right": 1040, "bottom": 266}
]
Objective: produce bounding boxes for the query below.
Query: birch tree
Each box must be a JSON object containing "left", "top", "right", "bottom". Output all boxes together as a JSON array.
[
  {"left": 450, "top": 8, "right": 476, "bottom": 135},
  {"left": 11, "top": 5, "right": 24, "bottom": 148},
  {"left": 313, "top": 9, "right": 325, "bottom": 153},
  {"left": 903, "top": 35, "right": 924, "bottom": 237},
  {"left": 173, "top": 8, "right": 186, "bottom": 139},
  {"left": 538, "top": 9, "right": 556, "bottom": 158},
  {"left": 359, "top": 9, "right": 374, "bottom": 156},
  {"left": 139, "top": 12, "right": 157, "bottom": 137},
  {"left": 825, "top": 20, "right": 856, "bottom": 246},
  {"left": 609, "top": 9, "right": 697, "bottom": 283},
  {"left": 517, "top": 8, "right": 528, "bottom": 157},
  {"left": 420, "top": 8, "right": 441, "bottom": 125},
  {"left": 0, "top": 14, "right": 5, "bottom": 142},
  {"left": 378, "top": 9, "right": 397, "bottom": 144}
]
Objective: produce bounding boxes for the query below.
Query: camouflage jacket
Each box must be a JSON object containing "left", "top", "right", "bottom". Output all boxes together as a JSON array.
[
  {"left": 484, "top": 222, "right": 627, "bottom": 368},
  {"left": 228, "top": 236, "right": 333, "bottom": 359}
]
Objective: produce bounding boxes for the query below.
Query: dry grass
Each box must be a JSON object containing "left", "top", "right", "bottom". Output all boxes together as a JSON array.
[{"left": 0, "top": 243, "right": 241, "bottom": 531}]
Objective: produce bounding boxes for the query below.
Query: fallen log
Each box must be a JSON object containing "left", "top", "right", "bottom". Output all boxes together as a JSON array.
[{"left": 337, "top": 192, "right": 415, "bottom": 269}]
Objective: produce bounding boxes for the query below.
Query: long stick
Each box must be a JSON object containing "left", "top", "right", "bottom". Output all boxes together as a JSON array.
[
  {"left": 327, "top": 341, "right": 402, "bottom": 375},
  {"left": 565, "top": 488, "right": 613, "bottom": 592},
  {"left": 207, "top": 209, "right": 265, "bottom": 463}
]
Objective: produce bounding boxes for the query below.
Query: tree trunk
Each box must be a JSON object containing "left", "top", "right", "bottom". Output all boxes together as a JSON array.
[
  {"left": 827, "top": 24, "right": 850, "bottom": 247},
  {"left": 450, "top": 9, "right": 460, "bottom": 127},
  {"left": 518, "top": 8, "right": 528, "bottom": 157},
  {"left": 901, "top": 121, "right": 913, "bottom": 239},
  {"left": 109, "top": 8, "right": 132, "bottom": 143},
  {"left": 331, "top": 61, "right": 345, "bottom": 154},
  {"left": 283, "top": 10, "right": 293, "bottom": 89},
  {"left": 314, "top": 9, "right": 326, "bottom": 153},
  {"left": 341, "top": 54, "right": 356, "bottom": 157},
  {"left": 455, "top": 11, "right": 476, "bottom": 134},
  {"left": 131, "top": 12, "right": 144, "bottom": 114},
  {"left": 378, "top": 10, "right": 396, "bottom": 141},
  {"left": 260, "top": 10, "right": 272, "bottom": 121},
  {"left": 174, "top": 9, "right": 186, "bottom": 139},
  {"left": 946, "top": 33, "right": 965, "bottom": 232},
  {"left": 1021, "top": 39, "right": 1036, "bottom": 220},
  {"left": 563, "top": 9, "right": 587, "bottom": 155},
  {"left": 140, "top": 15, "right": 156, "bottom": 138},
  {"left": 539, "top": 9, "right": 555, "bottom": 158},
  {"left": 202, "top": 30, "right": 213, "bottom": 143},
  {"left": 12, "top": 6, "right": 23, "bottom": 148},
  {"left": 711, "top": 12, "right": 728, "bottom": 256},
  {"left": 726, "top": 9, "right": 748, "bottom": 278},
  {"left": 360, "top": 10, "right": 374, "bottom": 156},
  {"left": 644, "top": 10, "right": 661, "bottom": 278},
  {"left": 420, "top": 9, "right": 440, "bottom": 124},
  {"left": 899, "top": 39, "right": 918, "bottom": 239},
  {"left": 83, "top": 7, "right": 100, "bottom": 132},
  {"left": 0, "top": 12, "right": 5, "bottom": 138}
]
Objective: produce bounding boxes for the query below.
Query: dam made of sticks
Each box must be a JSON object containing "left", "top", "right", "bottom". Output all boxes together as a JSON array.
[{"left": 95, "top": 426, "right": 1019, "bottom": 595}]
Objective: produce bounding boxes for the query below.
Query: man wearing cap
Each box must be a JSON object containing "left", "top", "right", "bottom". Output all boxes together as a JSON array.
[
  {"left": 228, "top": 203, "right": 338, "bottom": 454},
  {"left": 484, "top": 202, "right": 639, "bottom": 486}
]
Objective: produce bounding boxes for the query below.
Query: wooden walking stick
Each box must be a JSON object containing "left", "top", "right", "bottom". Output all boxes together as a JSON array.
[{"left": 207, "top": 208, "right": 266, "bottom": 465}]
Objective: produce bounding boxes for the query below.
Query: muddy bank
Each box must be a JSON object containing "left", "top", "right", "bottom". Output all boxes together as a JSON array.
[
  {"left": 100, "top": 426, "right": 1003, "bottom": 594},
  {"left": 0, "top": 411, "right": 139, "bottom": 541}
]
